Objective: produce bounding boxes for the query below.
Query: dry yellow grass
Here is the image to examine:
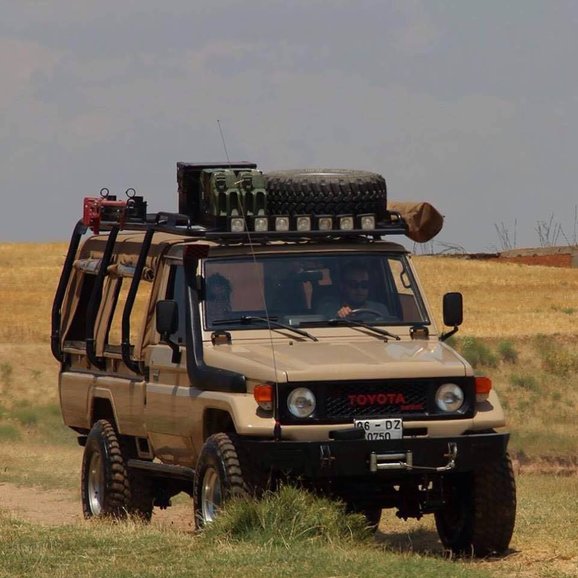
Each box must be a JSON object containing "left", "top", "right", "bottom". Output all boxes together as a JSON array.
[
  {"left": 0, "top": 242, "right": 68, "bottom": 343},
  {"left": 413, "top": 256, "right": 578, "bottom": 338}
]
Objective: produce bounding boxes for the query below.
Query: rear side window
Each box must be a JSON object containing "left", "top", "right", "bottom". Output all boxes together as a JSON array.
[{"left": 106, "top": 274, "right": 154, "bottom": 349}]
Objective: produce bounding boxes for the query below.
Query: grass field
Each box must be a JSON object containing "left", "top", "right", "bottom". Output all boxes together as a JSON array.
[{"left": 1, "top": 244, "right": 578, "bottom": 576}]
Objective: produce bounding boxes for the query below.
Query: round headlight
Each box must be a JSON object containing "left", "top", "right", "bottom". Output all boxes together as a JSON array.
[
  {"left": 287, "top": 387, "right": 316, "bottom": 418},
  {"left": 435, "top": 383, "right": 464, "bottom": 412}
]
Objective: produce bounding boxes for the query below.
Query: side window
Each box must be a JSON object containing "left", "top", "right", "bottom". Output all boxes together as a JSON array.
[
  {"left": 106, "top": 272, "right": 154, "bottom": 350},
  {"left": 166, "top": 264, "right": 187, "bottom": 344},
  {"left": 63, "top": 272, "right": 97, "bottom": 343},
  {"left": 387, "top": 258, "right": 426, "bottom": 322},
  {"left": 204, "top": 261, "right": 265, "bottom": 325}
]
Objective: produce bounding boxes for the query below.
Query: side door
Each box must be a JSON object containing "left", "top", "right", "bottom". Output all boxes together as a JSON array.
[{"left": 143, "top": 262, "right": 204, "bottom": 467}]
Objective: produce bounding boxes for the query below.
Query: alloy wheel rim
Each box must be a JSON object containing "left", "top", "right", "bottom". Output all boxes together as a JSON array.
[
  {"left": 87, "top": 451, "right": 104, "bottom": 515},
  {"left": 201, "top": 466, "right": 222, "bottom": 523}
]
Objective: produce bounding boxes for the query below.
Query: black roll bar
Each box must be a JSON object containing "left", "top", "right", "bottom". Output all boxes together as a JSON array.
[
  {"left": 85, "top": 226, "right": 120, "bottom": 370},
  {"left": 50, "top": 220, "right": 88, "bottom": 363}
]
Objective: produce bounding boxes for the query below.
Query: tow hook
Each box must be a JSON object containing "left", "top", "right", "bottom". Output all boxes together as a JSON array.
[
  {"left": 320, "top": 444, "right": 335, "bottom": 471},
  {"left": 369, "top": 442, "right": 458, "bottom": 473}
]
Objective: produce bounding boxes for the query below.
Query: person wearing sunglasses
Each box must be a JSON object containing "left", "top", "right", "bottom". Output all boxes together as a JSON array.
[{"left": 319, "top": 262, "right": 390, "bottom": 320}]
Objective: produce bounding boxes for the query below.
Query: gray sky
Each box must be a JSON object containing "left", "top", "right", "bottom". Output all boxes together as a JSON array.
[{"left": 1, "top": 0, "right": 577, "bottom": 252}]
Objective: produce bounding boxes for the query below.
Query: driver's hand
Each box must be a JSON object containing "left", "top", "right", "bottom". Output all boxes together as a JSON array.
[{"left": 337, "top": 306, "right": 352, "bottom": 318}]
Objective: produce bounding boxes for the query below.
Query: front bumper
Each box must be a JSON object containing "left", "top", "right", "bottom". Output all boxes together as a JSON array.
[{"left": 238, "top": 432, "right": 509, "bottom": 478}]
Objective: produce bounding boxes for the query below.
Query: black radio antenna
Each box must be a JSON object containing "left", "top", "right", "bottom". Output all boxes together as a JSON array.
[{"left": 217, "top": 119, "right": 231, "bottom": 166}]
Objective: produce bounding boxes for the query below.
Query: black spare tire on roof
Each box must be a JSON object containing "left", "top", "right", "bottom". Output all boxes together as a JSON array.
[{"left": 264, "top": 169, "right": 387, "bottom": 221}]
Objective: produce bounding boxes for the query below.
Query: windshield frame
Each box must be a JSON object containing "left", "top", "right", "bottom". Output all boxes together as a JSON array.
[{"left": 200, "top": 250, "right": 431, "bottom": 332}]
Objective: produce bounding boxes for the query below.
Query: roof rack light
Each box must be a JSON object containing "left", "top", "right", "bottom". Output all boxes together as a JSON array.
[
  {"left": 296, "top": 215, "right": 312, "bottom": 232},
  {"left": 274, "top": 216, "right": 290, "bottom": 232},
  {"left": 253, "top": 216, "right": 269, "bottom": 232},
  {"left": 338, "top": 215, "right": 355, "bottom": 231},
  {"left": 317, "top": 216, "right": 333, "bottom": 231},
  {"left": 229, "top": 217, "right": 245, "bottom": 232},
  {"left": 359, "top": 214, "right": 376, "bottom": 230}
]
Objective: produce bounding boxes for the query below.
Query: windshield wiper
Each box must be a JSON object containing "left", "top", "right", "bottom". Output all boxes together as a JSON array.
[
  {"left": 213, "top": 316, "right": 318, "bottom": 342},
  {"left": 328, "top": 318, "right": 401, "bottom": 341}
]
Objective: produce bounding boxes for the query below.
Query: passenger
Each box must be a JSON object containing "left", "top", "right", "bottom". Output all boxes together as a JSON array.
[{"left": 206, "top": 273, "right": 232, "bottom": 321}]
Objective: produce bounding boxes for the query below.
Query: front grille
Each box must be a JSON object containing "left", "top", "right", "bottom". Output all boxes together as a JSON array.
[
  {"left": 326, "top": 381, "right": 427, "bottom": 418},
  {"left": 278, "top": 377, "right": 475, "bottom": 424}
]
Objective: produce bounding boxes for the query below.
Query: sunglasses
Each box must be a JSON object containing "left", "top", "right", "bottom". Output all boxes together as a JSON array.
[{"left": 344, "top": 280, "right": 369, "bottom": 290}]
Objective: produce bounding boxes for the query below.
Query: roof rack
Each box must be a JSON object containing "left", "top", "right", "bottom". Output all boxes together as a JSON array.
[{"left": 52, "top": 186, "right": 408, "bottom": 372}]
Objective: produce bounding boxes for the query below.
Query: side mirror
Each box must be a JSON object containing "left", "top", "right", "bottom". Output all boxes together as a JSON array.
[
  {"left": 155, "top": 300, "right": 181, "bottom": 363},
  {"left": 441, "top": 292, "right": 463, "bottom": 341},
  {"left": 156, "top": 300, "right": 179, "bottom": 335},
  {"left": 443, "top": 292, "right": 463, "bottom": 327}
]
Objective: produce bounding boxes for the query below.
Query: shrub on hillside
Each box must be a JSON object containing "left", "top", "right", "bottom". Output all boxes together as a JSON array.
[
  {"left": 534, "top": 336, "right": 578, "bottom": 377},
  {"left": 498, "top": 340, "right": 519, "bottom": 364},
  {"left": 458, "top": 337, "right": 497, "bottom": 368},
  {"left": 509, "top": 373, "right": 540, "bottom": 393}
]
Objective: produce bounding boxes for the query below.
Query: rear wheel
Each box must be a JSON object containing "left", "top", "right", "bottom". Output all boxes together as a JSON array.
[
  {"left": 435, "top": 454, "right": 516, "bottom": 557},
  {"left": 193, "top": 433, "right": 248, "bottom": 529},
  {"left": 81, "top": 420, "right": 153, "bottom": 520}
]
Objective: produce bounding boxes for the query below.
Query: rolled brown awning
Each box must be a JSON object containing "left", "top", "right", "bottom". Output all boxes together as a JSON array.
[{"left": 388, "top": 201, "right": 444, "bottom": 243}]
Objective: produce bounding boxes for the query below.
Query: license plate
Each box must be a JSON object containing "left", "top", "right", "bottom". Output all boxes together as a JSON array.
[{"left": 354, "top": 418, "right": 403, "bottom": 440}]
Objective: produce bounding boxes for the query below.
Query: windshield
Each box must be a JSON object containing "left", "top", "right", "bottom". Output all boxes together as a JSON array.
[{"left": 202, "top": 253, "right": 429, "bottom": 330}]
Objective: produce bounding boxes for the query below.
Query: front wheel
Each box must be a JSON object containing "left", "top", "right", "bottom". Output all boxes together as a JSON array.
[
  {"left": 193, "top": 433, "right": 248, "bottom": 529},
  {"left": 435, "top": 454, "right": 516, "bottom": 557}
]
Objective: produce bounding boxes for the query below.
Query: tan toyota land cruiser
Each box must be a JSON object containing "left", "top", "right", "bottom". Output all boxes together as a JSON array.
[{"left": 52, "top": 164, "right": 515, "bottom": 556}]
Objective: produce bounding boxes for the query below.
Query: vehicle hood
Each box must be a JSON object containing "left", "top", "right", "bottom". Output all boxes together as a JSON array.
[{"left": 203, "top": 339, "right": 470, "bottom": 382}]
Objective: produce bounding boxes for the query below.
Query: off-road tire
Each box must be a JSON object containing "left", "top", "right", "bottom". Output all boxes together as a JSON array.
[
  {"left": 193, "top": 433, "right": 248, "bottom": 529},
  {"left": 119, "top": 436, "right": 154, "bottom": 521},
  {"left": 264, "top": 169, "right": 387, "bottom": 221},
  {"left": 81, "top": 420, "right": 154, "bottom": 520},
  {"left": 81, "top": 419, "right": 131, "bottom": 519},
  {"left": 434, "top": 453, "right": 516, "bottom": 557}
]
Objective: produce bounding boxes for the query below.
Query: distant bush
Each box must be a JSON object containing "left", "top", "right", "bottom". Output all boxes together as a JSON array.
[
  {"left": 201, "top": 485, "right": 371, "bottom": 546},
  {"left": 534, "top": 337, "right": 578, "bottom": 377},
  {"left": 509, "top": 373, "right": 540, "bottom": 393},
  {"left": 458, "top": 337, "right": 497, "bottom": 368},
  {"left": 498, "top": 340, "right": 519, "bottom": 364},
  {"left": 0, "top": 362, "right": 12, "bottom": 385},
  {"left": 0, "top": 424, "right": 21, "bottom": 441},
  {"left": 550, "top": 304, "right": 576, "bottom": 315},
  {"left": 12, "top": 405, "right": 38, "bottom": 427}
]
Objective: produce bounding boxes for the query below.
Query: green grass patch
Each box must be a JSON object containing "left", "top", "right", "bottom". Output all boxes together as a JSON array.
[
  {"left": 0, "top": 423, "right": 21, "bottom": 441},
  {"left": 0, "top": 495, "right": 492, "bottom": 578},
  {"left": 5, "top": 402, "right": 75, "bottom": 446},
  {"left": 201, "top": 485, "right": 370, "bottom": 545}
]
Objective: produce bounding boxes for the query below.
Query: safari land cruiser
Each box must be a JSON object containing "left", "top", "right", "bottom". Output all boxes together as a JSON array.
[{"left": 52, "top": 164, "right": 516, "bottom": 556}]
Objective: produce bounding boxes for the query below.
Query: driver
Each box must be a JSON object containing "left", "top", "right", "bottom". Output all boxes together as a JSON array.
[{"left": 319, "top": 262, "right": 389, "bottom": 319}]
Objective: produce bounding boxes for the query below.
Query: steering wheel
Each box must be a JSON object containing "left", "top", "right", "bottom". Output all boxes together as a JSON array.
[{"left": 347, "top": 308, "right": 382, "bottom": 319}]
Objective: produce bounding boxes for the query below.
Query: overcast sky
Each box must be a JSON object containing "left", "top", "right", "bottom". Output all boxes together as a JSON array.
[{"left": 1, "top": 1, "right": 577, "bottom": 252}]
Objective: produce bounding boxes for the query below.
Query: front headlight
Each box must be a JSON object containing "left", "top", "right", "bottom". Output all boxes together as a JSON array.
[
  {"left": 287, "top": 387, "right": 316, "bottom": 418},
  {"left": 435, "top": 383, "right": 464, "bottom": 412}
]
